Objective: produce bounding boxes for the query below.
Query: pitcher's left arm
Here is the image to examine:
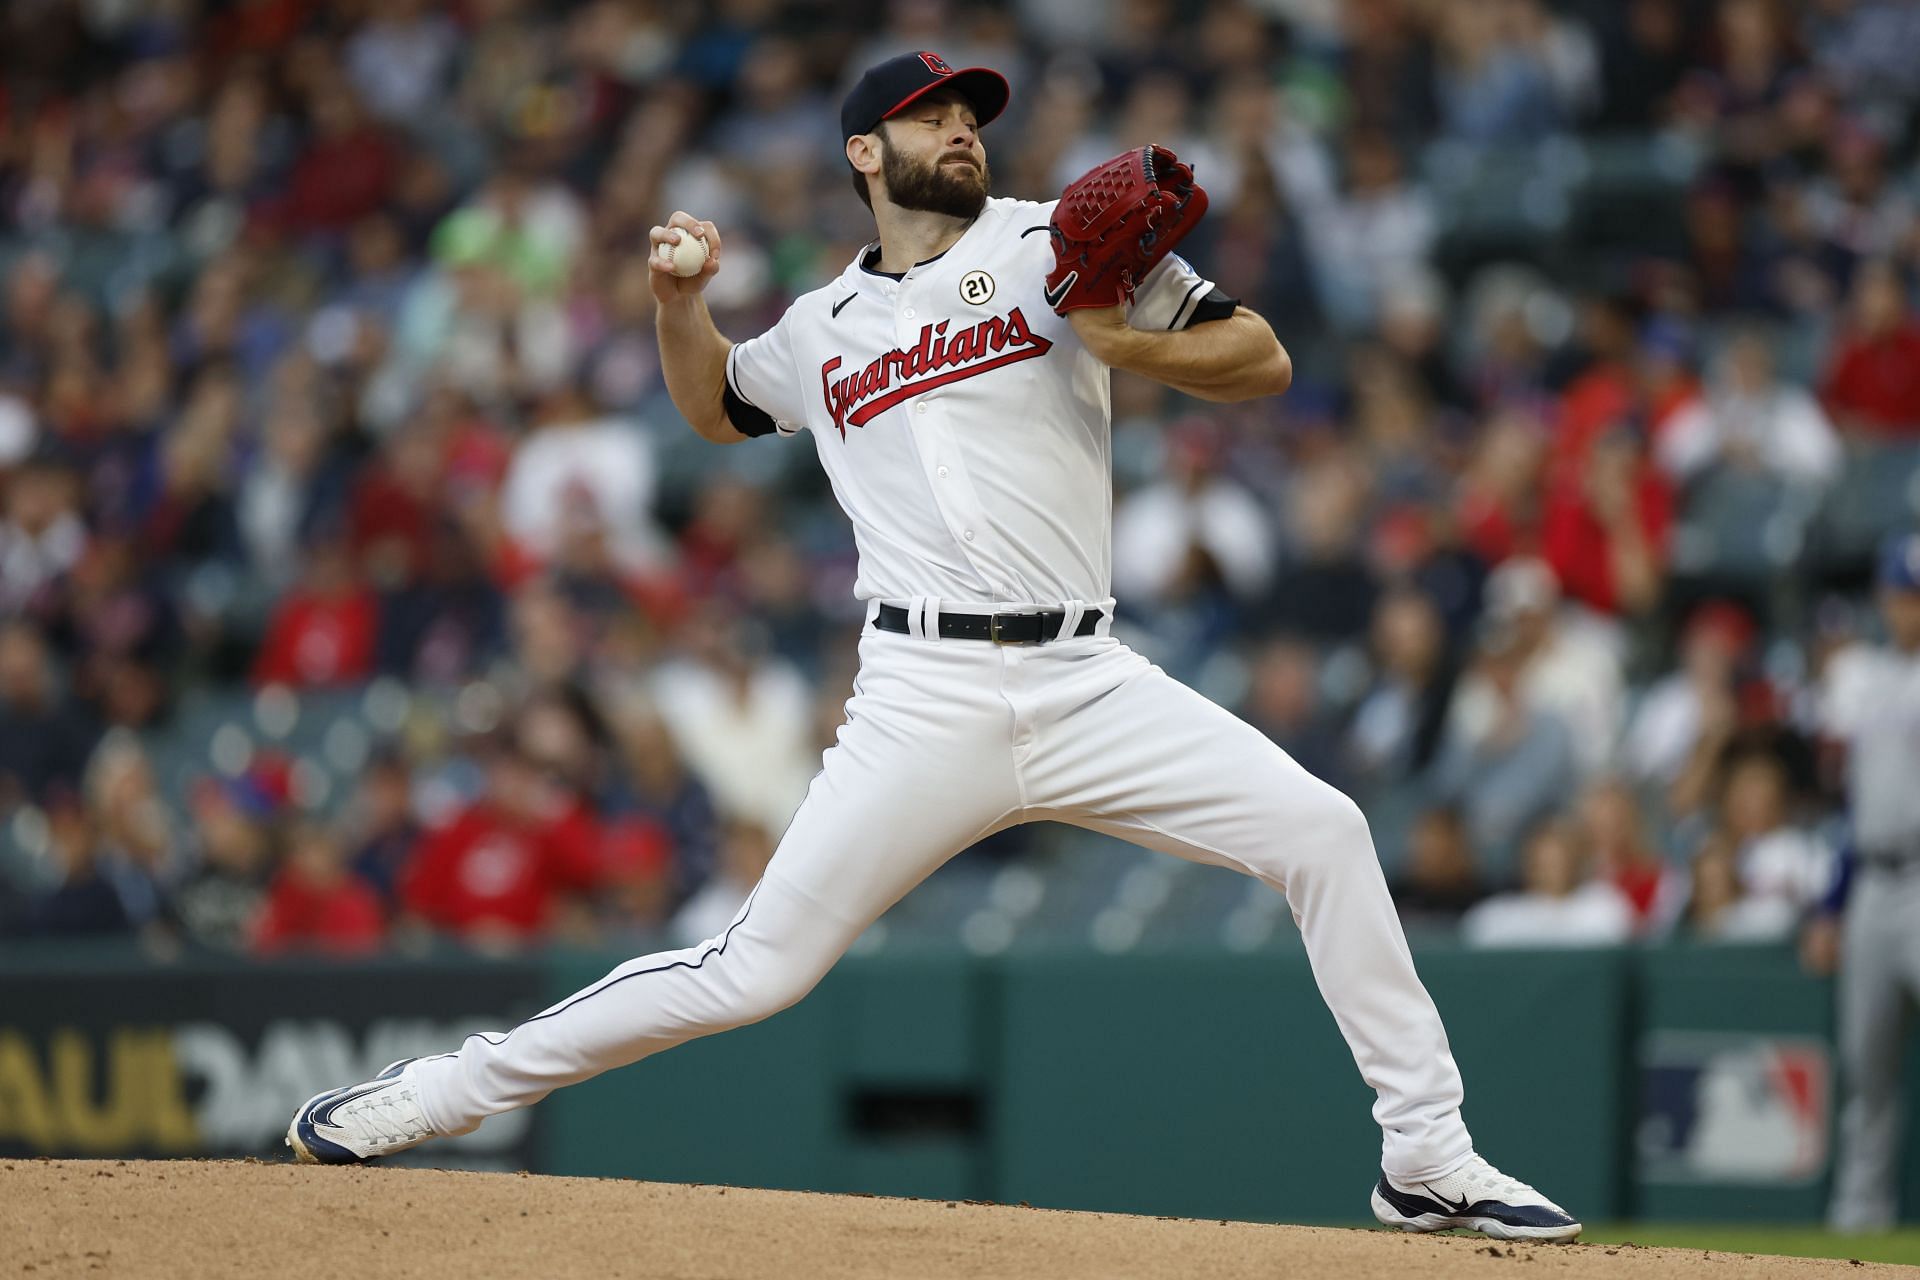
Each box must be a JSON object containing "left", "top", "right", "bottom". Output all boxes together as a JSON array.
[{"left": 1068, "top": 303, "right": 1292, "bottom": 402}]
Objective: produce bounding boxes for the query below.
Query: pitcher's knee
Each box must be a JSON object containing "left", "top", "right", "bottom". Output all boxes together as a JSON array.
[
  {"left": 1233, "top": 782, "right": 1375, "bottom": 884},
  {"left": 1289, "top": 786, "right": 1377, "bottom": 870},
  {"left": 717, "top": 953, "right": 831, "bottom": 1027},
  {"left": 757, "top": 963, "right": 827, "bottom": 1019}
]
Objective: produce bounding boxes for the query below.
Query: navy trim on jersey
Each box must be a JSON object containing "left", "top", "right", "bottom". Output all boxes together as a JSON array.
[
  {"left": 723, "top": 356, "right": 778, "bottom": 438},
  {"left": 1167, "top": 279, "right": 1209, "bottom": 329},
  {"left": 858, "top": 239, "right": 964, "bottom": 280},
  {"left": 1179, "top": 286, "right": 1239, "bottom": 329}
]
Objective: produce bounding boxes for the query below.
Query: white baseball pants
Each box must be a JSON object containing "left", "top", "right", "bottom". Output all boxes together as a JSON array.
[{"left": 411, "top": 622, "right": 1475, "bottom": 1181}]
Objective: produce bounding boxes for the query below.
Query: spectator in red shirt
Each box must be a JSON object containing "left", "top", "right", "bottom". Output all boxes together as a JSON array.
[
  {"left": 1576, "top": 777, "right": 1683, "bottom": 936},
  {"left": 1821, "top": 261, "right": 1920, "bottom": 435},
  {"left": 262, "top": 78, "right": 398, "bottom": 238},
  {"left": 398, "top": 739, "right": 603, "bottom": 946},
  {"left": 253, "top": 819, "right": 386, "bottom": 957},
  {"left": 349, "top": 387, "right": 510, "bottom": 578},
  {"left": 252, "top": 537, "right": 378, "bottom": 687},
  {"left": 1541, "top": 425, "right": 1672, "bottom": 617},
  {"left": 348, "top": 422, "right": 444, "bottom": 589},
  {"left": 596, "top": 815, "right": 675, "bottom": 936},
  {"left": 1456, "top": 410, "right": 1547, "bottom": 567},
  {"left": 1551, "top": 298, "right": 1641, "bottom": 478},
  {"left": 1551, "top": 307, "right": 1697, "bottom": 488}
]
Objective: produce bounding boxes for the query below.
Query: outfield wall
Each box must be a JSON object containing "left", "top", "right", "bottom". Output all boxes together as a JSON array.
[{"left": 2, "top": 941, "right": 1912, "bottom": 1223}]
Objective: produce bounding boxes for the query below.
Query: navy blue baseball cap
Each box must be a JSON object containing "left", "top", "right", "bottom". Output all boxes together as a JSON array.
[
  {"left": 840, "top": 51, "right": 1010, "bottom": 141},
  {"left": 1878, "top": 532, "right": 1920, "bottom": 592}
]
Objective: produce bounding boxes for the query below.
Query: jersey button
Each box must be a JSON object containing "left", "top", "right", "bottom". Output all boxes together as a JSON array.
[
  {"left": 904, "top": 307, "right": 916, "bottom": 318},
  {"left": 915, "top": 404, "right": 927, "bottom": 415},
  {"left": 964, "top": 529, "right": 975, "bottom": 542},
  {"left": 937, "top": 466, "right": 949, "bottom": 478}
]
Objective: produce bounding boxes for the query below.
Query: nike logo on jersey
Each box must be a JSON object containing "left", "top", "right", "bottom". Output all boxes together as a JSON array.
[
  {"left": 819, "top": 306, "right": 1053, "bottom": 438},
  {"left": 832, "top": 295, "right": 856, "bottom": 318}
]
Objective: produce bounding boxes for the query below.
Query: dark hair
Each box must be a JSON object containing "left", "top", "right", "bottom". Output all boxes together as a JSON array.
[{"left": 1712, "top": 725, "right": 1816, "bottom": 807}]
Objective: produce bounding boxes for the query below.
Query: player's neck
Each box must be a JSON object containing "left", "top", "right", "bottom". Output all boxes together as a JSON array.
[{"left": 870, "top": 203, "right": 976, "bottom": 274}]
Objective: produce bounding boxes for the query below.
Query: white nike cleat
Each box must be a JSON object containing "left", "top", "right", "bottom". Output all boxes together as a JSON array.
[
  {"left": 287, "top": 1058, "right": 438, "bottom": 1164},
  {"left": 1371, "top": 1153, "right": 1582, "bottom": 1242}
]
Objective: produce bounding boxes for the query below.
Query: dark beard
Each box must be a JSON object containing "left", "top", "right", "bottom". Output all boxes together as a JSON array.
[{"left": 881, "top": 145, "right": 989, "bottom": 219}]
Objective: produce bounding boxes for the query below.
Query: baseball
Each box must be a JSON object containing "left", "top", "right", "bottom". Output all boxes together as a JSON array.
[{"left": 664, "top": 231, "right": 708, "bottom": 278}]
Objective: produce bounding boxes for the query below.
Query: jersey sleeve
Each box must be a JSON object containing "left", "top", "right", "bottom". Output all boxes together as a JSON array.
[
  {"left": 1129, "top": 254, "right": 1239, "bottom": 331},
  {"left": 1820, "top": 646, "right": 1873, "bottom": 741},
  {"left": 723, "top": 311, "right": 806, "bottom": 438}
]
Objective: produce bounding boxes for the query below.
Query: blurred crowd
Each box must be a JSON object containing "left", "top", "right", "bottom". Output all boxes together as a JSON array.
[{"left": 3, "top": 0, "right": 1920, "bottom": 958}]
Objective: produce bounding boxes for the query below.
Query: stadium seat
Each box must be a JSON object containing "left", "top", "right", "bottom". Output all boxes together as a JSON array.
[
  {"left": 1811, "top": 440, "right": 1920, "bottom": 577},
  {"left": 1424, "top": 140, "right": 1579, "bottom": 279},
  {"left": 1670, "top": 470, "right": 1820, "bottom": 585}
]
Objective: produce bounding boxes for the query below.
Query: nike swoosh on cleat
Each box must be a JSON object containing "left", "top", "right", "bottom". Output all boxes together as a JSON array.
[
  {"left": 1376, "top": 1176, "right": 1577, "bottom": 1232},
  {"left": 1376, "top": 1177, "right": 1469, "bottom": 1221},
  {"left": 309, "top": 1081, "right": 384, "bottom": 1129},
  {"left": 1422, "top": 1183, "right": 1473, "bottom": 1215}
]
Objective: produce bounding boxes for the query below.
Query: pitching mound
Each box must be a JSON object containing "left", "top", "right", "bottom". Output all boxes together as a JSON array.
[{"left": 2, "top": 1160, "right": 1898, "bottom": 1278}]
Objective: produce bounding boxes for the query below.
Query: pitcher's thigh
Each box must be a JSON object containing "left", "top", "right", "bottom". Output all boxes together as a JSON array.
[
  {"left": 1037, "top": 662, "right": 1374, "bottom": 886},
  {"left": 763, "top": 698, "right": 1023, "bottom": 927}
]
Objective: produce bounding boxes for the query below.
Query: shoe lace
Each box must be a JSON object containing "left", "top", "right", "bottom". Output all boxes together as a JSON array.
[
  {"left": 1461, "top": 1157, "right": 1539, "bottom": 1204},
  {"left": 344, "top": 1088, "right": 432, "bottom": 1146}
]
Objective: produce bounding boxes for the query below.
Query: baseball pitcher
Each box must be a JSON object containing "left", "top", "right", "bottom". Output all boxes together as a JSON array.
[{"left": 288, "top": 51, "right": 1579, "bottom": 1242}]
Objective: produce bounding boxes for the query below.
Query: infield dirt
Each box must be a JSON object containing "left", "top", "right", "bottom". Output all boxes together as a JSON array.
[{"left": 2, "top": 1159, "right": 1906, "bottom": 1278}]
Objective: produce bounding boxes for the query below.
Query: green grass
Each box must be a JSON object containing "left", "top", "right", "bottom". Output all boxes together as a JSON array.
[{"left": 1576, "top": 1225, "right": 1920, "bottom": 1266}]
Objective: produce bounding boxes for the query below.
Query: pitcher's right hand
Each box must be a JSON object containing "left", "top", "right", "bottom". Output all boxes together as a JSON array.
[{"left": 648, "top": 211, "right": 722, "bottom": 302}]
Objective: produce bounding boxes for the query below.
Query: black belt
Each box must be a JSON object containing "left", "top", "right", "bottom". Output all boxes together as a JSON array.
[
  {"left": 1859, "top": 847, "right": 1920, "bottom": 873},
  {"left": 873, "top": 604, "right": 1103, "bottom": 645}
]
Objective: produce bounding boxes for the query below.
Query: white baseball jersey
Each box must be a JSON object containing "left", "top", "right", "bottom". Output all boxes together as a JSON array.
[
  {"left": 404, "top": 193, "right": 1482, "bottom": 1195},
  {"left": 722, "top": 195, "right": 1233, "bottom": 609}
]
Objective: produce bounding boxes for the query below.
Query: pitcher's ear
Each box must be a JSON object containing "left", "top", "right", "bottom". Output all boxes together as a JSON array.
[{"left": 846, "top": 131, "right": 883, "bottom": 177}]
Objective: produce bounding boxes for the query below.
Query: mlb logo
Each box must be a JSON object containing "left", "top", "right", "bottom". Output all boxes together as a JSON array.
[{"left": 1637, "top": 1032, "right": 1829, "bottom": 1185}]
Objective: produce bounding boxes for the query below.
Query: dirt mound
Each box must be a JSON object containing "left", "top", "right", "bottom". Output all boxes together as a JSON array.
[{"left": 1, "top": 1160, "right": 1895, "bottom": 1278}]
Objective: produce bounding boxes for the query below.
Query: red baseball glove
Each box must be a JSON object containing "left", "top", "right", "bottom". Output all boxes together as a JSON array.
[{"left": 1044, "top": 144, "right": 1209, "bottom": 316}]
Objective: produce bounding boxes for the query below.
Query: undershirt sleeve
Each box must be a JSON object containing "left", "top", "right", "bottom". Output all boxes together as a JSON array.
[
  {"left": 1129, "top": 254, "right": 1240, "bottom": 330},
  {"left": 723, "top": 313, "right": 806, "bottom": 438}
]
